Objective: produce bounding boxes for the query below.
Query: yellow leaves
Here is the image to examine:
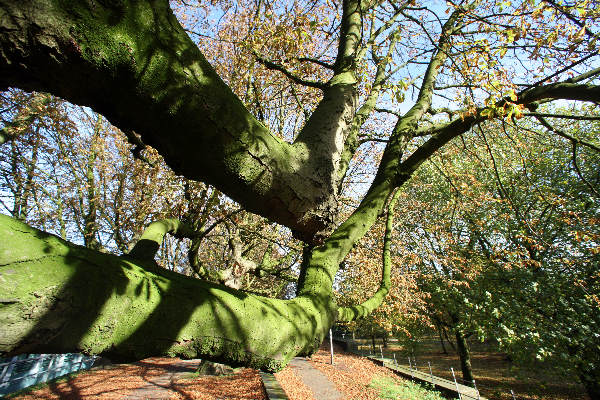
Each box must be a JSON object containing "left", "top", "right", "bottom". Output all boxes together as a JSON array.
[
  {"left": 505, "top": 29, "right": 517, "bottom": 43},
  {"left": 574, "top": 25, "right": 587, "bottom": 42}
]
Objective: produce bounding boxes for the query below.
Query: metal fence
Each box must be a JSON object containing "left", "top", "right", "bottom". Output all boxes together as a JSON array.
[{"left": 0, "top": 353, "right": 97, "bottom": 396}]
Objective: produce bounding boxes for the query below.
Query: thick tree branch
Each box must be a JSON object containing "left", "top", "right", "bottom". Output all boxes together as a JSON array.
[
  {"left": 519, "top": 82, "right": 600, "bottom": 104},
  {"left": 331, "top": 0, "right": 364, "bottom": 82},
  {"left": 0, "top": 214, "right": 334, "bottom": 370},
  {"left": 0, "top": 0, "right": 346, "bottom": 241},
  {"left": 337, "top": 29, "right": 401, "bottom": 183},
  {"left": 128, "top": 219, "right": 196, "bottom": 261},
  {"left": 400, "top": 8, "right": 464, "bottom": 126},
  {"left": 337, "top": 189, "right": 399, "bottom": 321}
]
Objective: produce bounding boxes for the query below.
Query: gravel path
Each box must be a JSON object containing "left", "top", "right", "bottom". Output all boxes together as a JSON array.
[{"left": 287, "top": 358, "right": 343, "bottom": 400}]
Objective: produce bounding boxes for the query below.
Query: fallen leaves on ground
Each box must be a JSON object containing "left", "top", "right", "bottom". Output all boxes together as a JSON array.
[
  {"left": 275, "top": 343, "right": 408, "bottom": 400},
  {"left": 11, "top": 358, "right": 175, "bottom": 399},
  {"left": 170, "top": 368, "right": 266, "bottom": 399},
  {"left": 10, "top": 358, "right": 266, "bottom": 400},
  {"left": 309, "top": 343, "right": 403, "bottom": 399}
]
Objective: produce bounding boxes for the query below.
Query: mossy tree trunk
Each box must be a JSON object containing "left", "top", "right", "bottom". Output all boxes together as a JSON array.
[
  {"left": 2, "top": 0, "right": 597, "bottom": 373},
  {"left": 0, "top": 0, "right": 467, "bottom": 369},
  {"left": 0, "top": 0, "right": 363, "bottom": 243},
  {"left": 0, "top": 214, "right": 334, "bottom": 371}
]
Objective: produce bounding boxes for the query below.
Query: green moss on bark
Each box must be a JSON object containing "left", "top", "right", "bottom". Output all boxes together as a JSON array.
[{"left": 0, "top": 214, "right": 334, "bottom": 371}]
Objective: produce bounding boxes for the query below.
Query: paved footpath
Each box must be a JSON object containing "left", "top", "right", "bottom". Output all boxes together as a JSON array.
[
  {"left": 121, "top": 359, "right": 202, "bottom": 399},
  {"left": 288, "top": 358, "right": 342, "bottom": 400}
]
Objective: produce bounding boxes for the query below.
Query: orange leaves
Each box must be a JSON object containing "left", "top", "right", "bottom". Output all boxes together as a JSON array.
[
  {"left": 171, "top": 368, "right": 266, "bottom": 400},
  {"left": 14, "top": 358, "right": 267, "bottom": 400}
]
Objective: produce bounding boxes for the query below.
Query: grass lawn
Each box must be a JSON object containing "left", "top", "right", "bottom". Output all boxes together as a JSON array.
[{"left": 369, "top": 375, "right": 448, "bottom": 400}]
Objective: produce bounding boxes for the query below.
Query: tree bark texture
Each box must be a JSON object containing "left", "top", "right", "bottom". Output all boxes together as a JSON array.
[
  {"left": 455, "top": 331, "right": 475, "bottom": 385},
  {"left": 0, "top": 0, "right": 354, "bottom": 242},
  {"left": 0, "top": 214, "right": 334, "bottom": 371}
]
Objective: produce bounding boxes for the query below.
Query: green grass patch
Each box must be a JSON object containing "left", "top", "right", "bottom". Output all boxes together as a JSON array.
[{"left": 368, "top": 375, "right": 453, "bottom": 400}]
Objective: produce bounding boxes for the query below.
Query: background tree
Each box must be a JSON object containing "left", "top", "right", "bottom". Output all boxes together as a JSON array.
[{"left": 375, "top": 107, "right": 600, "bottom": 395}]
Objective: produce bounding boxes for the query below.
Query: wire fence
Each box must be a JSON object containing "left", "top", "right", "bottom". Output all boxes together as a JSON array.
[{"left": 0, "top": 353, "right": 97, "bottom": 396}]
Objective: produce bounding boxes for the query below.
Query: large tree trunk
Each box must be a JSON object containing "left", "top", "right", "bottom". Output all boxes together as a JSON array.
[
  {"left": 455, "top": 331, "right": 475, "bottom": 385},
  {"left": 0, "top": 214, "right": 334, "bottom": 371},
  {"left": 0, "top": 0, "right": 360, "bottom": 242}
]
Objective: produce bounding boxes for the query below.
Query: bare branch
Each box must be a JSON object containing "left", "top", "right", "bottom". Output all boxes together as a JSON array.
[
  {"left": 253, "top": 51, "right": 326, "bottom": 90},
  {"left": 571, "top": 142, "right": 600, "bottom": 198},
  {"left": 533, "top": 114, "right": 600, "bottom": 153},
  {"left": 296, "top": 57, "right": 335, "bottom": 70},
  {"left": 523, "top": 112, "right": 600, "bottom": 121}
]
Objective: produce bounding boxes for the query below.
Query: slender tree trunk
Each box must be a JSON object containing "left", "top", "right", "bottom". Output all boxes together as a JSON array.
[
  {"left": 443, "top": 327, "right": 457, "bottom": 351},
  {"left": 455, "top": 331, "right": 475, "bottom": 385},
  {"left": 371, "top": 335, "right": 376, "bottom": 351},
  {"left": 82, "top": 118, "right": 101, "bottom": 250},
  {"left": 438, "top": 326, "right": 448, "bottom": 354}
]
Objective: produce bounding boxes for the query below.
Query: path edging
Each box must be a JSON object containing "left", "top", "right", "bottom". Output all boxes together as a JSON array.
[{"left": 259, "top": 371, "right": 289, "bottom": 400}]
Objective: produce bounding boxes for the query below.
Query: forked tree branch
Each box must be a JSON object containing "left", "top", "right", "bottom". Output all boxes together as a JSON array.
[{"left": 337, "top": 189, "right": 399, "bottom": 321}]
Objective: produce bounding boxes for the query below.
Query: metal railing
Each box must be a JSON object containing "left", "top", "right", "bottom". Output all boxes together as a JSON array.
[
  {"left": 0, "top": 353, "right": 97, "bottom": 396},
  {"left": 333, "top": 337, "right": 495, "bottom": 400}
]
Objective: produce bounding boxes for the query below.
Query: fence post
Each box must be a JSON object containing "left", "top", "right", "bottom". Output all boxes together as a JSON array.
[
  {"left": 428, "top": 362, "right": 433, "bottom": 385},
  {"left": 0, "top": 356, "right": 19, "bottom": 388},
  {"left": 511, "top": 389, "right": 516, "bottom": 399},
  {"left": 451, "top": 367, "right": 462, "bottom": 400},
  {"left": 55, "top": 354, "right": 66, "bottom": 377},
  {"left": 393, "top": 353, "right": 397, "bottom": 365},
  {"left": 379, "top": 345, "right": 383, "bottom": 360},
  {"left": 0, "top": 356, "right": 19, "bottom": 383},
  {"left": 473, "top": 379, "right": 480, "bottom": 400},
  {"left": 329, "top": 329, "right": 334, "bottom": 365},
  {"left": 408, "top": 358, "right": 413, "bottom": 378},
  {"left": 27, "top": 354, "right": 44, "bottom": 387},
  {"left": 40, "top": 354, "right": 56, "bottom": 383}
]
